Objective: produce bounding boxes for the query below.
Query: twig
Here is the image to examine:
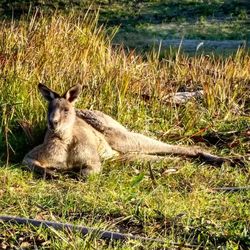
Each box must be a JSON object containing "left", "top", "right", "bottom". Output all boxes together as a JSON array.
[
  {"left": 210, "top": 186, "right": 250, "bottom": 193},
  {"left": 0, "top": 215, "right": 164, "bottom": 243},
  {"left": 0, "top": 215, "right": 200, "bottom": 248},
  {"left": 148, "top": 162, "right": 157, "bottom": 188}
]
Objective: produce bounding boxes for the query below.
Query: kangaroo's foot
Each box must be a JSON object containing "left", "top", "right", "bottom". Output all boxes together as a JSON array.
[
  {"left": 195, "top": 150, "right": 246, "bottom": 167},
  {"left": 192, "top": 150, "right": 226, "bottom": 166},
  {"left": 76, "top": 158, "right": 102, "bottom": 177}
]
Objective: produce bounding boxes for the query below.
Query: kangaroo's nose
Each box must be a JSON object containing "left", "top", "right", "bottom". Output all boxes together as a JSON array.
[
  {"left": 53, "top": 120, "right": 59, "bottom": 127},
  {"left": 49, "top": 120, "right": 58, "bottom": 129}
]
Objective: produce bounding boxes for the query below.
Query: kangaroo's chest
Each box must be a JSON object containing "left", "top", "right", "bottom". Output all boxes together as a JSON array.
[{"left": 66, "top": 122, "right": 119, "bottom": 167}]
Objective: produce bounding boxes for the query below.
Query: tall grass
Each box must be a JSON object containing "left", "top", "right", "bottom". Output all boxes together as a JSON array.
[{"left": 0, "top": 11, "right": 249, "bottom": 161}]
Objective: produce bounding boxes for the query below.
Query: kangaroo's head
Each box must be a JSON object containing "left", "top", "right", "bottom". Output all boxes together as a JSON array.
[{"left": 38, "top": 83, "right": 82, "bottom": 135}]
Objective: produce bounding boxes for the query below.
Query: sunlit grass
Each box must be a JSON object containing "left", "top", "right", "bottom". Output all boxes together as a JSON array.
[{"left": 0, "top": 11, "right": 249, "bottom": 249}]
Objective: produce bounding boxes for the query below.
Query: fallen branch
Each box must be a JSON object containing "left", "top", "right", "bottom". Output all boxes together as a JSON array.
[
  {"left": 0, "top": 215, "right": 163, "bottom": 242},
  {"left": 0, "top": 215, "right": 200, "bottom": 248}
]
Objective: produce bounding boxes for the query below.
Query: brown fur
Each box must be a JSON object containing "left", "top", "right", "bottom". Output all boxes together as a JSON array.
[{"left": 23, "top": 84, "right": 230, "bottom": 177}]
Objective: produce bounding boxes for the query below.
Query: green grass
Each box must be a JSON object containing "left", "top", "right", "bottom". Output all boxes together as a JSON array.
[
  {"left": 100, "top": 0, "right": 250, "bottom": 45},
  {"left": 0, "top": 163, "right": 249, "bottom": 249},
  {"left": 0, "top": 12, "right": 249, "bottom": 249},
  {"left": 0, "top": 0, "right": 250, "bottom": 51}
]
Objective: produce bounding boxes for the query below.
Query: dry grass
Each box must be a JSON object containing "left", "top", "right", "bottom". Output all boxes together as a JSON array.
[{"left": 0, "top": 11, "right": 249, "bottom": 249}]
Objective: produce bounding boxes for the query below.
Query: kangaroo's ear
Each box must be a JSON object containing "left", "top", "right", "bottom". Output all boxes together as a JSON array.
[
  {"left": 38, "top": 83, "right": 60, "bottom": 102},
  {"left": 63, "top": 84, "right": 82, "bottom": 103}
]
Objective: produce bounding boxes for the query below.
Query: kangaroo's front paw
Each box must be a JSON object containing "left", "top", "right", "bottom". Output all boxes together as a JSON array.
[
  {"left": 22, "top": 157, "right": 59, "bottom": 179},
  {"left": 79, "top": 165, "right": 101, "bottom": 177}
]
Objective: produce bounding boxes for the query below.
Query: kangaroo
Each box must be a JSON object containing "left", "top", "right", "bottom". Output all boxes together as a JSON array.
[
  {"left": 23, "top": 83, "right": 230, "bottom": 177},
  {"left": 23, "top": 84, "right": 118, "bottom": 177}
]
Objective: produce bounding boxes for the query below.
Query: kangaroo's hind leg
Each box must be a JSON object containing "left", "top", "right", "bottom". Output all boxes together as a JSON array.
[
  {"left": 110, "top": 131, "right": 227, "bottom": 166},
  {"left": 76, "top": 110, "right": 228, "bottom": 166}
]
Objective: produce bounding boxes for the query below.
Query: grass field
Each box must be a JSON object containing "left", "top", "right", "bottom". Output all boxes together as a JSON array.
[
  {"left": 0, "top": 10, "right": 249, "bottom": 250},
  {"left": 1, "top": 0, "right": 250, "bottom": 51}
]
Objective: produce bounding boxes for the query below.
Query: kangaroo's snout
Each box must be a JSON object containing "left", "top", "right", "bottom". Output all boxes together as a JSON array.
[
  {"left": 48, "top": 104, "right": 62, "bottom": 130},
  {"left": 48, "top": 119, "right": 59, "bottom": 130}
]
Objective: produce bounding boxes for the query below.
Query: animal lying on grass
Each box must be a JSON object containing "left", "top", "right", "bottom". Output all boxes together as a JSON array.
[{"left": 23, "top": 83, "right": 238, "bottom": 177}]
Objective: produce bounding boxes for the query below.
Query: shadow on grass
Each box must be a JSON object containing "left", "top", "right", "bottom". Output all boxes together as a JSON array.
[{"left": 0, "top": 122, "right": 46, "bottom": 164}]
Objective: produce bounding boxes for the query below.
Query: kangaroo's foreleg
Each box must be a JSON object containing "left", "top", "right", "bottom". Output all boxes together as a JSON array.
[
  {"left": 22, "top": 140, "right": 69, "bottom": 177},
  {"left": 22, "top": 157, "right": 58, "bottom": 178},
  {"left": 76, "top": 109, "right": 128, "bottom": 133}
]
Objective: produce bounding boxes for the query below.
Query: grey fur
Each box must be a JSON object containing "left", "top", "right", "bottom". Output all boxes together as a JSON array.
[{"left": 23, "top": 84, "right": 231, "bottom": 177}]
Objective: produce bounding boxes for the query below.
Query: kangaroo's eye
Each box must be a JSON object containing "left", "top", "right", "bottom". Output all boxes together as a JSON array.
[{"left": 64, "top": 108, "right": 69, "bottom": 113}]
